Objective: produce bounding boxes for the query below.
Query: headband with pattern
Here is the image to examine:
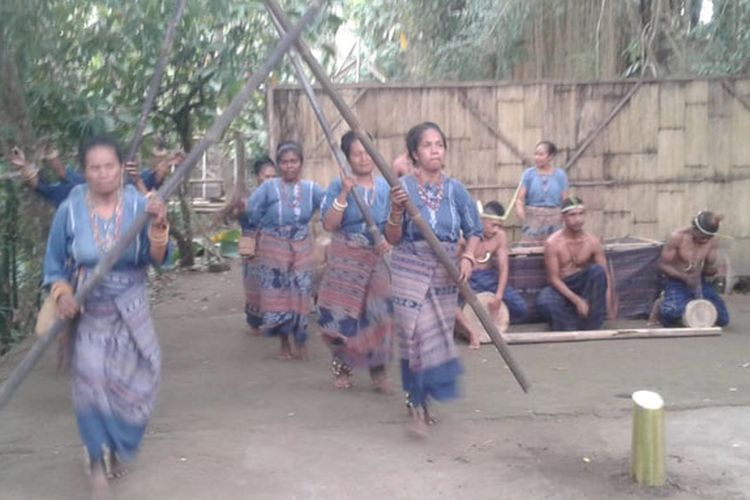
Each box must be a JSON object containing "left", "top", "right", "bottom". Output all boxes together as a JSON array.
[{"left": 693, "top": 210, "right": 718, "bottom": 237}]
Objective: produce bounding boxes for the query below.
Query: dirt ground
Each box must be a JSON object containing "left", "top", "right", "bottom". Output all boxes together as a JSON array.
[{"left": 1, "top": 263, "right": 748, "bottom": 500}]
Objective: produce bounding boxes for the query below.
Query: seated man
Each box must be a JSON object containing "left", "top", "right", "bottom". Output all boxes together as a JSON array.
[
  {"left": 536, "top": 196, "right": 616, "bottom": 331},
  {"left": 657, "top": 210, "right": 729, "bottom": 327},
  {"left": 455, "top": 201, "right": 528, "bottom": 348}
]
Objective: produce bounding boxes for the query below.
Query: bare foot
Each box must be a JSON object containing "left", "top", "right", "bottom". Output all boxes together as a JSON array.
[
  {"left": 276, "top": 352, "right": 294, "bottom": 361},
  {"left": 468, "top": 337, "right": 481, "bottom": 350},
  {"left": 406, "top": 413, "right": 429, "bottom": 439},
  {"left": 293, "top": 345, "right": 309, "bottom": 361},
  {"left": 110, "top": 455, "right": 128, "bottom": 480},
  {"left": 90, "top": 465, "right": 112, "bottom": 500},
  {"left": 278, "top": 336, "right": 293, "bottom": 360},
  {"left": 371, "top": 373, "right": 392, "bottom": 394},
  {"left": 333, "top": 374, "right": 351, "bottom": 389},
  {"left": 424, "top": 407, "right": 438, "bottom": 426}
]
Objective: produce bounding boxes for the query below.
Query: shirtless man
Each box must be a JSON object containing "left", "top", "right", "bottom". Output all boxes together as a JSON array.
[
  {"left": 455, "top": 201, "right": 527, "bottom": 348},
  {"left": 535, "top": 196, "right": 617, "bottom": 331},
  {"left": 392, "top": 152, "right": 413, "bottom": 177},
  {"left": 657, "top": 210, "right": 729, "bottom": 327}
]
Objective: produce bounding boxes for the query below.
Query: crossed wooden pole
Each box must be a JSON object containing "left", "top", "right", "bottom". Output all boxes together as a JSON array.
[{"left": 264, "top": 0, "right": 530, "bottom": 392}]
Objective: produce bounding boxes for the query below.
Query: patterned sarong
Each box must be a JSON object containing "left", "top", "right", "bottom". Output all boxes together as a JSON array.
[
  {"left": 317, "top": 234, "right": 393, "bottom": 372},
  {"left": 392, "top": 240, "right": 463, "bottom": 407},
  {"left": 658, "top": 277, "right": 729, "bottom": 327},
  {"left": 521, "top": 206, "right": 562, "bottom": 242},
  {"left": 72, "top": 269, "right": 160, "bottom": 467},
  {"left": 467, "top": 267, "right": 528, "bottom": 323},
  {"left": 535, "top": 264, "right": 608, "bottom": 331},
  {"left": 245, "top": 232, "right": 314, "bottom": 345}
]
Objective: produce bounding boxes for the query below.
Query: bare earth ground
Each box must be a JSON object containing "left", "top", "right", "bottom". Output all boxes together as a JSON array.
[{"left": 1, "top": 263, "right": 748, "bottom": 500}]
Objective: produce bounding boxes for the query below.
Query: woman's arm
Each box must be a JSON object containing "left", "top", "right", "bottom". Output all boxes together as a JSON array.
[
  {"left": 384, "top": 186, "right": 408, "bottom": 245},
  {"left": 321, "top": 177, "right": 353, "bottom": 232}
]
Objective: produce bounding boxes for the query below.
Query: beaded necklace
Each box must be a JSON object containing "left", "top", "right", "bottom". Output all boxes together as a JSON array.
[
  {"left": 280, "top": 180, "right": 302, "bottom": 218},
  {"left": 87, "top": 189, "right": 124, "bottom": 253}
]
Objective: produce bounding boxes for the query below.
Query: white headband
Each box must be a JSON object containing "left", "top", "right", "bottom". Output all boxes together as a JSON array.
[
  {"left": 693, "top": 211, "right": 718, "bottom": 236},
  {"left": 561, "top": 203, "right": 585, "bottom": 214}
]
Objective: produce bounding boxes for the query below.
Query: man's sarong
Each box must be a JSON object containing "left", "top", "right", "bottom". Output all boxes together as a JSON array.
[
  {"left": 659, "top": 277, "right": 729, "bottom": 327},
  {"left": 245, "top": 232, "right": 314, "bottom": 345},
  {"left": 317, "top": 234, "right": 393, "bottom": 373},
  {"left": 521, "top": 206, "right": 562, "bottom": 242},
  {"left": 535, "top": 264, "right": 608, "bottom": 331},
  {"left": 392, "top": 240, "right": 463, "bottom": 407},
  {"left": 467, "top": 267, "right": 528, "bottom": 323},
  {"left": 72, "top": 269, "right": 160, "bottom": 467}
]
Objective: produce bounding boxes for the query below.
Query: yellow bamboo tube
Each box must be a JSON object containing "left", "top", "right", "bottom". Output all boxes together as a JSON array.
[{"left": 631, "top": 390, "right": 666, "bottom": 487}]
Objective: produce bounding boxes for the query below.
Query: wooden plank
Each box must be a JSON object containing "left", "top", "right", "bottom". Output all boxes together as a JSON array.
[
  {"left": 656, "top": 129, "right": 685, "bottom": 179},
  {"left": 564, "top": 81, "right": 644, "bottom": 172},
  {"left": 658, "top": 82, "right": 685, "bottom": 129},
  {"left": 523, "top": 85, "right": 543, "bottom": 129},
  {"left": 684, "top": 103, "right": 709, "bottom": 167},
  {"left": 503, "top": 327, "right": 721, "bottom": 344},
  {"left": 685, "top": 80, "right": 709, "bottom": 104}
]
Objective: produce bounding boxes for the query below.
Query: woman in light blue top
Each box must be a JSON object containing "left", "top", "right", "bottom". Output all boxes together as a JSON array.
[
  {"left": 317, "top": 131, "right": 393, "bottom": 391},
  {"left": 515, "top": 140, "right": 569, "bottom": 242},
  {"left": 385, "top": 122, "right": 483, "bottom": 436},
  {"left": 43, "top": 135, "right": 171, "bottom": 494},
  {"left": 245, "top": 141, "right": 324, "bottom": 360}
]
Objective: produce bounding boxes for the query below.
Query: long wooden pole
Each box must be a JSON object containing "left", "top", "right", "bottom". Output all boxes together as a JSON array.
[
  {"left": 125, "top": 0, "right": 188, "bottom": 162},
  {"left": 504, "top": 326, "right": 721, "bottom": 344},
  {"left": 268, "top": 12, "right": 387, "bottom": 251},
  {"left": 0, "top": 0, "right": 323, "bottom": 410},
  {"left": 264, "top": 0, "right": 530, "bottom": 393}
]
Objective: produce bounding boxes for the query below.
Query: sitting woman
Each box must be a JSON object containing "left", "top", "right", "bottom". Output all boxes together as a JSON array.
[
  {"left": 515, "top": 141, "right": 569, "bottom": 242},
  {"left": 455, "top": 201, "right": 528, "bottom": 348}
]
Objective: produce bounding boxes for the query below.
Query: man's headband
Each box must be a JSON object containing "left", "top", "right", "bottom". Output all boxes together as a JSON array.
[
  {"left": 477, "top": 201, "right": 504, "bottom": 222},
  {"left": 560, "top": 201, "right": 585, "bottom": 213}
]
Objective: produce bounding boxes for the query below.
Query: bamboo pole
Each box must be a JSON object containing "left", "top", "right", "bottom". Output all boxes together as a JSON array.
[
  {"left": 125, "top": 0, "right": 188, "bottom": 162},
  {"left": 0, "top": 0, "right": 323, "bottom": 410},
  {"left": 264, "top": 0, "right": 530, "bottom": 393},
  {"left": 268, "top": 12, "right": 387, "bottom": 252},
  {"left": 503, "top": 326, "right": 721, "bottom": 344},
  {"left": 631, "top": 390, "right": 666, "bottom": 486}
]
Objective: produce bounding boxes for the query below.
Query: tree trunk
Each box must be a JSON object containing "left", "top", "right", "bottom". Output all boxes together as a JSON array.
[{"left": 173, "top": 109, "right": 195, "bottom": 267}]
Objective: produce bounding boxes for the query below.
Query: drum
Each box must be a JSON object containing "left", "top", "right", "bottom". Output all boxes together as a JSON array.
[
  {"left": 456, "top": 292, "right": 509, "bottom": 344},
  {"left": 682, "top": 299, "right": 718, "bottom": 328}
]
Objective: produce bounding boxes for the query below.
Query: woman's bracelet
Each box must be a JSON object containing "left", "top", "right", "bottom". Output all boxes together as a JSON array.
[
  {"left": 148, "top": 224, "right": 170, "bottom": 247},
  {"left": 332, "top": 198, "right": 348, "bottom": 212},
  {"left": 386, "top": 214, "right": 403, "bottom": 227}
]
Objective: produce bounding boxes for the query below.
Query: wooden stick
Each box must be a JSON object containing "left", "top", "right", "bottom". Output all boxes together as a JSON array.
[
  {"left": 264, "top": 0, "right": 531, "bottom": 393},
  {"left": 125, "top": 0, "right": 187, "bottom": 162},
  {"left": 503, "top": 326, "right": 721, "bottom": 344},
  {"left": 268, "top": 11, "right": 388, "bottom": 254},
  {"left": 455, "top": 90, "right": 532, "bottom": 165},
  {"left": 563, "top": 80, "right": 644, "bottom": 172},
  {"left": 0, "top": 1, "right": 324, "bottom": 410}
]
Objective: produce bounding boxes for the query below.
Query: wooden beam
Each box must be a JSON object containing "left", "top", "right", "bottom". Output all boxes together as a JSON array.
[
  {"left": 503, "top": 326, "right": 721, "bottom": 344},
  {"left": 564, "top": 80, "right": 644, "bottom": 172},
  {"left": 721, "top": 79, "right": 750, "bottom": 115},
  {"left": 455, "top": 90, "right": 532, "bottom": 166},
  {"left": 309, "top": 88, "right": 369, "bottom": 153}
]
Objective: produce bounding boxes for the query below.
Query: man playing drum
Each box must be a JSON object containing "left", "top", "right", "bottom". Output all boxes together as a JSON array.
[
  {"left": 536, "top": 196, "right": 617, "bottom": 331},
  {"left": 657, "top": 210, "right": 729, "bottom": 327},
  {"left": 455, "top": 201, "right": 527, "bottom": 348}
]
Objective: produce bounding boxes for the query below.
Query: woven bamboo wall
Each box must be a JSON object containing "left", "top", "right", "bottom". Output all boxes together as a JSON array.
[{"left": 268, "top": 78, "right": 750, "bottom": 272}]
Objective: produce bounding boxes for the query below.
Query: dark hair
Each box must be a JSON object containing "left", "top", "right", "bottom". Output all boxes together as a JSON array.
[
  {"left": 692, "top": 210, "right": 723, "bottom": 235},
  {"left": 483, "top": 201, "right": 505, "bottom": 217},
  {"left": 340, "top": 130, "right": 374, "bottom": 159},
  {"left": 275, "top": 141, "right": 303, "bottom": 164},
  {"left": 406, "top": 122, "right": 447, "bottom": 165},
  {"left": 253, "top": 155, "right": 275, "bottom": 176},
  {"left": 537, "top": 140, "right": 558, "bottom": 157},
  {"left": 561, "top": 195, "right": 584, "bottom": 212},
  {"left": 78, "top": 135, "right": 124, "bottom": 168}
]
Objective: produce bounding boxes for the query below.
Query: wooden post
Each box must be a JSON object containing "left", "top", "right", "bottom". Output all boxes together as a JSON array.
[
  {"left": 0, "top": 0, "right": 324, "bottom": 410},
  {"left": 631, "top": 390, "right": 666, "bottom": 487},
  {"left": 264, "top": 0, "right": 531, "bottom": 393}
]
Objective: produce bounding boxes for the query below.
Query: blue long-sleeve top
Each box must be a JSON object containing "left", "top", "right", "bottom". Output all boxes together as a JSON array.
[
  {"left": 245, "top": 178, "right": 324, "bottom": 240},
  {"left": 320, "top": 176, "right": 390, "bottom": 244},
  {"left": 397, "top": 174, "right": 482, "bottom": 243},
  {"left": 520, "top": 166, "right": 569, "bottom": 207},
  {"left": 43, "top": 184, "right": 172, "bottom": 287}
]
